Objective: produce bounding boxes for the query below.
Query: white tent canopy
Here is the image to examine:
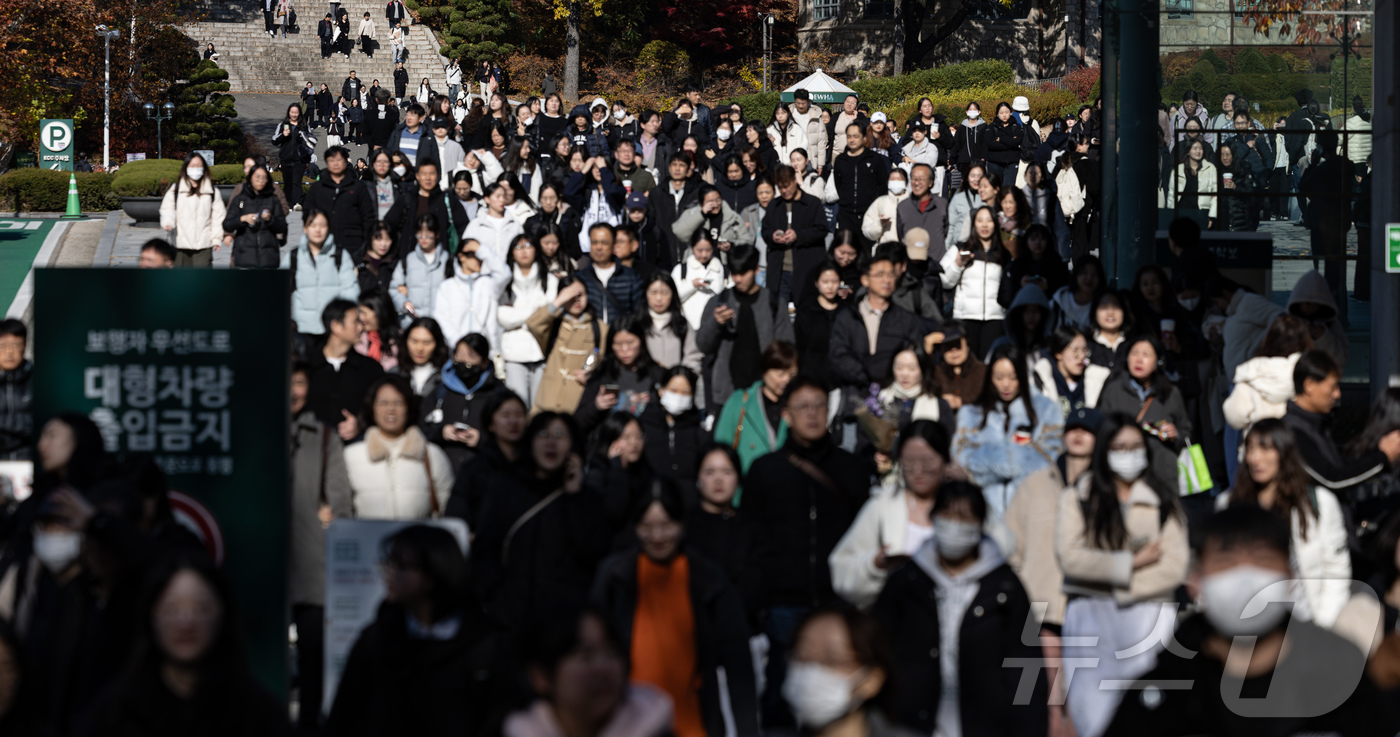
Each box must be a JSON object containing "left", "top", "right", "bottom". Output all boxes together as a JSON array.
[{"left": 780, "top": 70, "right": 856, "bottom": 104}]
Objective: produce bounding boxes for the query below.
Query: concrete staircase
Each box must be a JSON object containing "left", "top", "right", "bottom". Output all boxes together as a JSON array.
[{"left": 182, "top": 0, "right": 449, "bottom": 94}]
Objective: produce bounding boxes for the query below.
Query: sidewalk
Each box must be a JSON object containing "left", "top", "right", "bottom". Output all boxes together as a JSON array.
[{"left": 93, "top": 210, "right": 305, "bottom": 267}]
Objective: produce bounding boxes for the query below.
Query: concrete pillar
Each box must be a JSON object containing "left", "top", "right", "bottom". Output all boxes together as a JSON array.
[
  {"left": 1102, "top": 0, "right": 1160, "bottom": 287},
  {"left": 1371, "top": 0, "right": 1400, "bottom": 392}
]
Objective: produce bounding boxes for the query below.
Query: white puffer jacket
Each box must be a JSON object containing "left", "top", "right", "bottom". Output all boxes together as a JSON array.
[
  {"left": 159, "top": 177, "right": 227, "bottom": 252},
  {"left": 672, "top": 252, "right": 730, "bottom": 331},
  {"left": 768, "top": 120, "right": 810, "bottom": 164},
  {"left": 497, "top": 264, "right": 558, "bottom": 363},
  {"left": 1032, "top": 356, "right": 1110, "bottom": 410},
  {"left": 344, "top": 427, "right": 455, "bottom": 520},
  {"left": 462, "top": 210, "right": 524, "bottom": 263},
  {"left": 861, "top": 191, "right": 909, "bottom": 246},
  {"left": 1223, "top": 353, "right": 1300, "bottom": 431},
  {"left": 938, "top": 249, "right": 1005, "bottom": 322}
]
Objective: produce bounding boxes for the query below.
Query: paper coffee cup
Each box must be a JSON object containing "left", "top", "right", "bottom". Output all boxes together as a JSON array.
[{"left": 1223, "top": 173, "right": 1233, "bottom": 182}]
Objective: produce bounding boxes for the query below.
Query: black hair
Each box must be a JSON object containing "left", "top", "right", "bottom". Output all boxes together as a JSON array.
[
  {"left": 873, "top": 241, "right": 908, "bottom": 267},
  {"left": 1168, "top": 216, "right": 1201, "bottom": 251},
  {"left": 629, "top": 475, "right": 686, "bottom": 527},
  {"left": 932, "top": 479, "right": 988, "bottom": 523},
  {"left": 1089, "top": 290, "right": 1133, "bottom": 337},
  {"left": 779, "top": 374, "right": 828, "bottom": 408},
  {"left": 478, "top": 389, "right": 528, "bottom": 446},
  {"left": 696, "top": 441, "right": 743, "bottom": 484},
  {"left": 637, "top": 272, "right": 686, "bottom": 341},
  {"left": 792, "top": 604, "right": 897, "bottom": 715},
  {"left": 455, "top": 333, "right": 492, "bottom": 365},
  {"left": 502, "top": 234, "right": 547, "bottom": 305},
  {"left": 593, "top": 315, "right": 656, "bottom": 382},
  {"left": 361, "top": 374, "right": 419, "bottom": 431},
  {"left": 896, "top": 419, "right": 951, "bottom": 462},
  {"left": 380, "top": 524, "right": 469, "bottom": 619},
  {"left": 975, "top": 344, "right": 1037, "bottom": 432},
  {"left": 1070, "top": 254, "right": 1106, "bottom": 297},
  {"left": 517, "top": 605, "right": 626, "bottom": 688},
  {"left": 1293, "top": 349, "right": 1340, "bottom": 395},
  {"left": 1084, "top": 412, "right": 1179, "bottom": 549},
  {"left": 1122, "top": 335, "right": 1175, "bottom": 402},
  {"left": 1049, "top": 325, "right": 1088, "bottom": 359},
  {"left": 522, "top": 412, "right": 584, "bottom": 481},
  {"left": 659, "top": 364, "right": 699, "bottom": 397},
  {"left": 321, "top": 298, "right": 358, "bottom": 335},
  {"left": 729, "top": 244, "right": 760, "bottom": 275},
  {"left": 358, "top": 292, "right": 403, "bottom": 360},
  {"left": 863, "top": 252, "right": 895, "bottom": 276},
  {"left": 1199, "top": 504, "right": 1292, "bottom": 559},
  {"left": 591, "top": 412, "right": 643, "bottom": 465},
  {"left": 139, "top": 238, "right": 178, "bottom": 264},
  {"left": 403, "top": 317, "right": 449, "bottom": 369}
]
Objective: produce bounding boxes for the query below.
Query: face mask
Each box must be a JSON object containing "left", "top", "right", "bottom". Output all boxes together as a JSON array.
[
  {"left": 1201, "top": 565, "right": 1291, "bottom": 637},
  {"left": 717, "top": 129, "right": 731, "bottom": 141},
  {"left": 783, "top": 662, "right": 863, "bottom": 729},
  {"left": 187, "top": 167, "right": 205, "bottom": 181},
  {"left": 33, "top": 530, "right": 83, "bottom": 573},
  {"left": 613, "top": 109, "right": 625, "bottom": 120},
  {"left": 660, "top": 390, "right": 694, "bottom": 416},
  {"left": 1178, "top": 296, "right": 1201, "bottom": 311},
  {"left": 1107, "top": 448, "right": 1149, "bottom": 481},
  {"left": 887, "top": 180, "right": 908, "bottom": 196},
  {"left": 392, "top": 165, "right": 407, "bottom": 177},
  {"left": 933, "top": 517, "right": 981, "bottom": 559},
  {"left": 453, "top": 361, "right": 484, "bottom": 386},
  {"left": 967, "top": 110, "right": 980, "bottom": 119}
]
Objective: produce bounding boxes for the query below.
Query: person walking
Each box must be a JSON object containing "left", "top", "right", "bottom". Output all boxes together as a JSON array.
[
  {"left": 385, "top": 0, "right": 407, "bottom": 28},
  {"left": 263, "top": 0, "right": 277, "bottom": 36},
  {"left": 272, "top": 103, "right": 314, "bottom": 212},
  {"left": 277, "top": 0, "right": 292, "bottom": 37},
  {"left": 159, "top": 153, "right": 227, "bottom": 268},
  {"left": 445, "top": 59, "right": 462, "bottom": 103},
  {"left": 222, "top": 164, "right": 287, "bottom": 268},
  {"left": 357, "top": 12, "right": 375, "bottom": 56},
  {"left": 318, "top": 12, "right": 334, "bottom": 57}
]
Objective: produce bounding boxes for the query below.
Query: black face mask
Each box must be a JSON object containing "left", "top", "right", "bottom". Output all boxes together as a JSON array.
[{"left": 454, "top": 361, "right": 484, "bottom": 387}]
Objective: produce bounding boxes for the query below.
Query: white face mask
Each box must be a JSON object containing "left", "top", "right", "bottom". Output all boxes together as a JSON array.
[
  {"left": 717, "top": 129, "right": 732, "bottom": 141},
  {"left": 660, "top": 390, "right": 694, "bottom": 416},
  {"left": 887, "top": 180, "right": 908, "bottom": 196},
  {"left": 1107, "top": 448, "right": 1149, "bottom": 481},
  {"left": 966, "top": 110, "right": 980, "bottom": 119},
  {"left": 1178, "top": 296, "right": 1201, "bottom": 311},
  {"left": 1201, "top": 565, "right": 1291, "bottom": 637},
  {"left": 783, "top": 662, "right": 864, "bottom": 729},
  {"left": 33, "top": 530, "right": 83, "bottom": 573},
  {"left": 392, "top": 165, "right": 407, "bottom": 177},
  {"left": 613, "top": 109, "right": 625, "bottom": 120},
  {"left": 933, "top": 517, "right": 981, "bottom": 560},
  {"left": 186, "top": 167, "right": 205, "bottom": 181}
]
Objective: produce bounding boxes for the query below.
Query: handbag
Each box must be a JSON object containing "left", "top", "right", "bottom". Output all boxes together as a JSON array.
[
  {"left": 422, "top": 447, "right": 441, "bottom": 518},
  {"left": 730, "top": 390, "right": 749, "bottom": 449},
  {"left": 1176, "top": 438, "right": 1214, "bottom": 496}
]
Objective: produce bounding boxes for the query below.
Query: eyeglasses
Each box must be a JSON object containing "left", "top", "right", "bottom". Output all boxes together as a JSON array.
[
  {"left": 788, "top": 402, "right": 826, "bottom": 415},
  {"left": 535, "top": 428, "right": 570, "bottom": 440},
  {"left": 512, "top": 243, "right": 535, "bottom": 251}
]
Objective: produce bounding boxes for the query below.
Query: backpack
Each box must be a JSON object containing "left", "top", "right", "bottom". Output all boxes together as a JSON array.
[
  {"left": 289, "top": 243, "right": 344, "bottom": 292},
  {"left": 1055, "top": 164, "right": 1086, "bottom": 218}
]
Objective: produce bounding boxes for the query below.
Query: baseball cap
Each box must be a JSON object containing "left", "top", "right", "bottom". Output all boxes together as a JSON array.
[
  {"left": 1065, "top": 407, "right": 1104, "bottom": 433},
  {"left": 625, "top": 192, "right": 648, "bottom": 210},
  {"left": 1012, "top": 96, "right": 1030, "bottom": 113},
  {"left": 902, "top": 227, "right": 930, "bottom": 261},
  {"left": 870, "top": 112, "right": 887, "bottom": 123}
]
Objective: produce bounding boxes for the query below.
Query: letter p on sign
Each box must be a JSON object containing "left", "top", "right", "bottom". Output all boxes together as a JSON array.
[{"left": 43, "top": 120, "right": 70, "bottom": 150}]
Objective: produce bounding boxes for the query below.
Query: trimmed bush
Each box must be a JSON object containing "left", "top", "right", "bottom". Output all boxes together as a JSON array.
[
  {"left": 211, "top": 164, "right": 245, "bottom": 185},
  {"left": 0, "top": 170, "right": 120, "bottom": 212}
]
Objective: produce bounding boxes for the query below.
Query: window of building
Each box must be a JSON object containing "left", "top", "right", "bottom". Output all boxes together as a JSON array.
[
  {"left": 1164, "top": 0, "right": 1193, "bottom": 19},
  {"left": 814, "top": 0, "right": 840, "bottom": 20},
  {"left": 866, "top": 0, "right": 894, "bottom": 18}
]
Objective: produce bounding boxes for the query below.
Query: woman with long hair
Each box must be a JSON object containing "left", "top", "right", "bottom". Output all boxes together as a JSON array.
[
  {"left": 1048, "top": 253, "right": 1104, "bottom": 330},
  {"left": 537, "top": 93, "right": 568, "bottom": 148},
  {"left": 993, "top": 185, "right": 1031, "bottom": 257},
  {"left": 684, "top": 444, "right": 762, "bottom": 621},
  {"left": 1057, "top": 413, "right": 1187, "bottom": 737},
  {"left": 793, "top": 260, "right": 845, "bottom": 390},
  {"left": 638, "top": 366, "right": 706, "bottom": 500},
  {"left": 501, "top": 137, "right": 541, "bottom": 203},
  {"left": 712, "top": 341, "right": 797, "bottom": 476},
  {"left": 359, "top": 221, "right": 397, "bottom": 298},
  {"left": 944, "top": 164, "right": 986, "bottom": 250},
  {"left": 283, "top": 208, "right": 358, "bottom": 337},
  {"left": 527, "top": 276, "right": 608, "bottom": 415},
  {"left": 940, "top": 205, "right": 1007, "bottom": 358},
  {"left": 952, "top": 344, "right": 1064, "bottom": 523},
  {"left": 1087, "top": 290, "right": 1132, "bottom": 372},
  {"left": 590, "top": 478, "right": 759, "bottom": 737},
  {"left": 222, "top": 162, "right": 287, "bottom": 268},
  {"left": 524, "top": 183, "right": 583, "bottom": 263},
  {"left": 497, "top": 234, "right": 559, "bottom": 406},
  {"left": 398, "top": 316, "right": 449, "bottom": 397},
  {"left": 931, "top": 321, "right": 986, "bottom": 412},
  {"left": 442, "top": 389, "right": 530, "bottom": 528},
  {"left": 1221, "top": 418, "right": 1350, "bottom": 627},
  {"left": 272, "top": 101, "right": 314, "bottom": 210},
  {"left": 84, "top": 556, "right": 289, "bottom": 736},
  {"left": 159, "top": 153, "right": 227, "bottom": 267},
  {"left": 864, "top": 113, "right": 901, "bottom": 163},
  {"left": 495, "top": 171, "right": 538, "bottom": 225},
  {"left": 768, "top": 102, "right": 809, "bottom": 164},
  {"left": 356, "top": 292, "right": 403, "bottom": 372},
  {"left": 1168, "top": 138, "right": 1218, "bottom": 231},
  {"left": 584, "top": 412, "right": 652, "bottom": 533},
  {"left": 1096, "top": 335, "right": 1193, "bottom": 492},
  {"left": 573, "top": 315, "right": 664, "bottom": 435},
  {"left": 985, "top": 101, "right": 1024, "bottom": 185},
  {"left": 637, "top": 273, "right": 702, "bottom": 373},
  {"left": 366, "top": 149, "right": 399, "bottom": 220}
]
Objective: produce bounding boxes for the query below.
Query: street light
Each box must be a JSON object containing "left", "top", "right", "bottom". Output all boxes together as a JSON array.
[
  {"left": 95, "top": 25, "right": 122, "bottom": 170},
  {"left": 142, "top": 102, "right": 176, "bottom": 160},
  {"left": 760, "top": 13, "right": 775, "bottom": 93}
]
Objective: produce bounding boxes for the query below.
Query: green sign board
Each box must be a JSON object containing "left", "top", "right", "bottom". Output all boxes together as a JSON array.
[
  {"left": 39, "top": 119, "right": 74, "bottom": 171},
  {"left": 1387, "top": 224, "right": 1400, "bottom": 274},
  {"left": 32, "top": 269, "right": 292, "bottom": 695}
]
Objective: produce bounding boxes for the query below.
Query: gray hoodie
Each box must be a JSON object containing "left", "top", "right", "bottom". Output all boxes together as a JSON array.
[
  {"left": 914, "top": 537, "right": 1006, "bottom": 737},
  {"left": 1287, "top": 269, "right": 1349, "bottom": 369}
]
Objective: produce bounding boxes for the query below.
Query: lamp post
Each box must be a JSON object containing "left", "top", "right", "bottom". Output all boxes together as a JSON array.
[
  {"left": 143, "top": 102, "right": 176, "bottom": 160},
  {"left": 95, "top": 25, "right": 122, "bottom": 170},
  {"left": 760, "top": 13, "right": 775, "bottom": 92}
]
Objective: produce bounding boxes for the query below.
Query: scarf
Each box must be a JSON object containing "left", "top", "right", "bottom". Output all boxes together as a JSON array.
[
  {"left": 881, "top": 381, "right": 922, "bottom": 401},
  {"left": 649, "top": 309, "right": 672, "bottom": 331}
]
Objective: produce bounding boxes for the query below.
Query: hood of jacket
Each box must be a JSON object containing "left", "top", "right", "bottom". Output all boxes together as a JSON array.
[
  {"left": 504, "top": 685, "right": 673, "bottom": 737},
  {"left": 1232, "top": 353, "right": 1301, "bottom": 403},
  {"left": 960, "top": 118, "right": 985, "bottom": 129},
  {"left": 1004, "top": 283, "right": 1050, "bottom": 345},
  {"left": 1287, "top": 269, "right": 1339, "bottom": 322},
  {"left": 440, "top": 360, "right": 490, "bottom": 395},
  {"left": 913, "top": 537, "right": 1005, "bottom": 584},
  {"left": 364, "top": 425, "right": 429, "bottom": 462}
]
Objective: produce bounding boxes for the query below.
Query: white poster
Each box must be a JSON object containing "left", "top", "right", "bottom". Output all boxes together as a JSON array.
[{"left": 321, "top": 518, "right": 469, "bottom": 715}]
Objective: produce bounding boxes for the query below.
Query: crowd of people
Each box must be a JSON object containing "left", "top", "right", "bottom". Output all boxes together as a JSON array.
[{"left": 6, "top": 74, "right": 1400, "bottom": 737}]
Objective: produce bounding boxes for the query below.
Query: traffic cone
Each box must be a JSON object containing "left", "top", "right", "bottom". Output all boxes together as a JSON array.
[{"left": 60, "top": 173, "right": 82, "bottom": 219}]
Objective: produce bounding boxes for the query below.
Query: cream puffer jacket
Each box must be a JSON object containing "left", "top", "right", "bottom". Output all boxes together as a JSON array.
[
  {"left": 1223, "top": 353, "right": 1300, "bottom": 431},
  {"left": 1056, "top": 476, "right": 1190, "bottom": 605},
  {"left": 159, "top": 177, "right": 227, "bottom": 252},
  {"left": 344, "top": 426, "right": 455, "bottom": 520}
]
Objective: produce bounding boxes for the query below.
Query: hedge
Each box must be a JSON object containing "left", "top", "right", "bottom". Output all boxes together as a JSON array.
[
  {"left": 720, "top": 60, "right": 1016, "bottom": 124},
  {"left": 1163, "top": 69, "right": 1330, "bottom": 120},
  {"left": 0, "top": 169, "right": 120, "bottom": 212},
  {"left": 884, "top": 85, "right": 1080, "bottom": 130},
  {"left": 109, "top": 160, "right": 246, "bottom": 197}
]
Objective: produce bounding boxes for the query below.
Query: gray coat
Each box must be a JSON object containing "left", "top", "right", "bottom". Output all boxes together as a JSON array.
[
  {"left": 695, "top": 286, "right": 794, "bottom": 404},
  {"left": 282, "top": 234, "right": 360, "bottom": 335},
  {"left": 389, "top": 246, "right": 452, "bottom": 327},
  {"left": 895, "top": 194, "right": 951, "bottom": 264},
  {"left": 944, "top": 190, "right": 983, "bottom": 249},
  {"left": 290, "top": 411, "right": 352, "bottom": 606},
  {"left": 672, "top": 202, "right": 753, "bottom": 248}
]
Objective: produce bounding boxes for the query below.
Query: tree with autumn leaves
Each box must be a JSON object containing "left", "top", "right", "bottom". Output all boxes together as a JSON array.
[{"left": 0, "top": 0, "right": 199, "bottom": 161}]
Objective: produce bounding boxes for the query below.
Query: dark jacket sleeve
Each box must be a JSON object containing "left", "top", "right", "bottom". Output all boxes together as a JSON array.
[
  {"left": 828, "top": 311, "right": 870, "bottom": 387},
  {"left": 563, "top": 172, "right": 588, "bottom": 212},
  {"left": 694, "top": 293, "right": 730, "bottom": 353},
  {"left": 323, "top": 627, "right": 377, "bottom": 737},
  {"left": 711, "top": 579, "right": 760, "bottom": 737},
  {"left": 1296, "top": 430, "right": 1390, "bottom": 492},
  {"left": 572, "top": 378, "right": 606, "bottom": 436},
  {"left": 794, "top": 197, "right": 827, "bottom": 251}
]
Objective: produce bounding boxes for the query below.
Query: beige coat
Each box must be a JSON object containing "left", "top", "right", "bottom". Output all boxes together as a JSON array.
[
  {"left": 1006, "top": 462, "right": 1072, "bottom": 626},
  {"left": 1056, "top": 476, "right": 1189, "bottom": 605},
  {"left": 344, "top": 426, "right": 454, "bottom": 520},
  {"left": 527, "top": 304, "right": 608, "bottom": 415},
  {"left": 159, "top": 177, "right": 227, "bottom": 252}
]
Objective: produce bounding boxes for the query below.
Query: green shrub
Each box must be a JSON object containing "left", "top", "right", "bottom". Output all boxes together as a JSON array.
[
  {"left": 0, "top": 169, "right": 120, "bottom": 212},
  {"left": 211, "top": 164, "right": 245, "bottom": 185},
  {"left": 636, "top": 41, "right": 691, "bottom": 92},
  {"left": 1198, "top": 49, "right": 1228, "bottom": 74},
  {"left": 1235, "top": 48, "right": 1271, "bottom": 75},
  {"left": 1331, "top": 57, "right": 1371, "bottom": 109}
]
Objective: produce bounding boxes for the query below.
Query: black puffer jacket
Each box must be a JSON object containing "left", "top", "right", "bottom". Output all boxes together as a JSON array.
[
  {"left": 985, "top": 117, "right": 1025, "bottom": 165},
  {"left": 831, "top": 148, "right": 891, "bottom": 214},
  {"left": 222, "top": 187, "right": 288, "bottom": 268},
  {"left": 0, "top": 361, "right": 32, "bottom": 460},
  {"left": 304, "top": 168, "right": 376, "bottom": 260}
]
